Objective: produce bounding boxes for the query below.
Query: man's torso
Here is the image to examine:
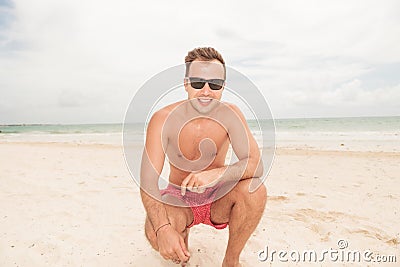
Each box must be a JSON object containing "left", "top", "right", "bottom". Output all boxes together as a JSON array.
[{"left": 161, "top": 101, "right": 231, "bottom": 185}]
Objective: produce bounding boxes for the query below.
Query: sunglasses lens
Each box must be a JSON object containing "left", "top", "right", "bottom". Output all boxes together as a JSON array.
[
  {"left": 189, "top": 78, "right": 205, "bottom": 89},
  {"left": 191, "top": 81, "right": 206, "bottom": 89},
  {"left": 209, "top": 79, "right": 224, "bottom": 90},
  {"left": 188, "top": 78, "right": 224, "bottom": 90}
]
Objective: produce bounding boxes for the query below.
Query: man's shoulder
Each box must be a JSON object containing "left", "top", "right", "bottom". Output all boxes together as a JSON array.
[
  {"left": 221, "top": 101, "right": 239, "bottom": 110},
  {"left": 163, "top": 100, "right": 186, "bottom": 112},
  {"left": 218, "top": 101, "right": 243, "bottom": 116},
  {"left": 149, "top": 101, "right": 185, "bottom": 122}
]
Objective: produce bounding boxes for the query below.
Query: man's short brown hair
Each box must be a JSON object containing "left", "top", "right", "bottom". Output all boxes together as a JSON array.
[{"left": 185, "top": 47, "right": 226, "bottom": 78}]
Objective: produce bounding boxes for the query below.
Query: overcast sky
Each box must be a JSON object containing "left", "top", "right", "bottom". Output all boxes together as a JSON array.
[{"left": 0, "top": 0, "right": 399, "bottom": 124}]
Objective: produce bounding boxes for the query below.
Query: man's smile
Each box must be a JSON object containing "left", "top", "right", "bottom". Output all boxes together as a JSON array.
[{"left": 197, "top": 98, "right": 213, "bottom": 106}]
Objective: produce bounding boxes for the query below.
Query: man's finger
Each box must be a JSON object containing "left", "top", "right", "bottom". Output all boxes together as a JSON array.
[
  {"left": 181, "top": 174, "right": 192, "bottom": 196},
  {"left": 160, "top": 252, "right": 170, "bottom": 260},
  {"left": 179, "top": 236, "right": 191, "bottom": 257},
  {"left": 187, "top": 178, "right": 196, "bottom": 192},
  {"left": 172, "top": 254, "right": 181, "bottom": 264},
  {"left": 197, "top": 186, "right": 206, "bottom": 194},
  {"left": 175, "top": 244, "right": 189, "bottom": 263},
  {"left": 191, "top": 185, "right": 198, "bottom": 193}
]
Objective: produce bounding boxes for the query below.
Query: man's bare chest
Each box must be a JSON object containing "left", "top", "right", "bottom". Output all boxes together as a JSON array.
[{"left": 165, "top": 119, "right": 229, "bottom": 161}]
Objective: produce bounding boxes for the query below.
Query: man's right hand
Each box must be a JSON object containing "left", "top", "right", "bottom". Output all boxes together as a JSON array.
[{"left": 157, "top": 225, "right": 190, "bottom": 264}]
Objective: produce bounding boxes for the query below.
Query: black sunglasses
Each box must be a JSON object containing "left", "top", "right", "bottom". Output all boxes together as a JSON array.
[{"left": 187, "top": 77, "right": 225, "bottom": 90}]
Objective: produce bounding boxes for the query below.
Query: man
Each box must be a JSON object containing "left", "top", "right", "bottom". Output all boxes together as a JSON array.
[{"left": 140, "top": 47, "right": 267, "bottom": 267}]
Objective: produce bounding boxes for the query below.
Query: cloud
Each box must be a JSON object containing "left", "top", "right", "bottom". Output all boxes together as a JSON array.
[
  {"left": 58, "top": 90, "right": 87, "bottom": 107},
  {"left": 322, "top": 80, "right": 400, "bottom": 107},
  {"left": 278, "top": 80, "right": 400, "bottom": 117},
  {"left": 0, "top": 0, "right": 399, "bottom": 123}
]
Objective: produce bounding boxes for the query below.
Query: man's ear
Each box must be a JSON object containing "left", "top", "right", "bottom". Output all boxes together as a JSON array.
[
  {"left": 184, "top": 78, "right": 189, "bottom": 92},
  {"left": 221, "top": 81, "right": 226, "bottom": 91}
]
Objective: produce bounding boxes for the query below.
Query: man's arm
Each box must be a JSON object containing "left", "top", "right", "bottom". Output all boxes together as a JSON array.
[
  {"left": 140, "top": 110, "right": 190, "bottom": 262},
  {"left": 140, "top": 110, "right": 169, "bottom": 230},
  {"left": 220, "top": 103, "right": 263, "bottom": 181}
]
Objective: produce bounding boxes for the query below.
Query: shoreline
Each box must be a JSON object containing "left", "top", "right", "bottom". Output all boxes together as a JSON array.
[{"left": 1, "top": 141, "right": 399, "bottom": 157}]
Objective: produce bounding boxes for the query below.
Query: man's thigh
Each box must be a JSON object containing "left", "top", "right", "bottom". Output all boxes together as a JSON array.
[{"left": 210, "top": 178, "right": 264, "bottom": 224}]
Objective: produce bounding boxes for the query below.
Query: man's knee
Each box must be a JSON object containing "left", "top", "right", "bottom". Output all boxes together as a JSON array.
[
  {"left": 236, "top": 179, "right": 267, "bottom": 208},
  {"left": 255, "top": 182, "right": 267, "bottom": 206}
]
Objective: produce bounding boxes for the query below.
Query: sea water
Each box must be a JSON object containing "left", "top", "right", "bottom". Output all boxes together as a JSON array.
[{"left": 1, "top": 116, "right": 399, "bottom": 152}]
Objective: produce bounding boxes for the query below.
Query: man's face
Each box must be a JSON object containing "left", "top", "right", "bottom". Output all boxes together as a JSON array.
[{"left": 184, "top": 59, "right": 225, "bottom": 114}]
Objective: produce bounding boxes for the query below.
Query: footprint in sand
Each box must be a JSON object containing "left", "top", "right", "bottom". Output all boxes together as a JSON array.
[
  {"left": 267, "top": 195, "right": 289, "bottom": 201},
  {"left": 291, "top": 209, "right": 341, "bottom": 223},
  {"left": 348, "top": 226, "right": 396, "bottom": 244},
  {"left": 386, "top": 238, "right": 400, "bottom": 245}
]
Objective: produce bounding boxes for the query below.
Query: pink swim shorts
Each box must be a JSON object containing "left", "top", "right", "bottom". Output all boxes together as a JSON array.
[{"left": 160, "top": 184, "right": 228, "bottom": 230}]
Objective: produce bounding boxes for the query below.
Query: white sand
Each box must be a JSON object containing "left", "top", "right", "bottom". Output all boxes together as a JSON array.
[{"left": 0, "top": 142, "right": 399, "bottom": 266}]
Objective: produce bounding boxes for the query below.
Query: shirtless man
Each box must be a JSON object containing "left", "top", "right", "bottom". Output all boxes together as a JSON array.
[{"left": 140, "top": 47, "right": 267, "bottom": 267}]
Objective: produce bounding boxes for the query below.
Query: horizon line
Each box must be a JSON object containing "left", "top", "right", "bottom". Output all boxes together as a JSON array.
[{"left": 1, "top": 115, "right": 399, "bottom": 126}]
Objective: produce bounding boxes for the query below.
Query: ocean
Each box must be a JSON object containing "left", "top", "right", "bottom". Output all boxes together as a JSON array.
[{"left": 1, "top": 116, "right": 399, "bottom": 152}]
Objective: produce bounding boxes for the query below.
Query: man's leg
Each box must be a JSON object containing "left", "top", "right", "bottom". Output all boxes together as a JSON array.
[
  {"left": 144, "top": 196, "right": 193, "bottom": 260},
  {"left": 210, "top": 178, "right": 267, "bottom": 267}
]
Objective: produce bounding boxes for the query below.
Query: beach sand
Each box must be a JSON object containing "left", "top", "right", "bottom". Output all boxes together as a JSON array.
[{"left": 0, "top": 142, "right": 399, "bottom": 266}]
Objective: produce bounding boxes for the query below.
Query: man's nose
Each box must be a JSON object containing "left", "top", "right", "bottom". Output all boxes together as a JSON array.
[{"left": 201, "top": 83, "right": 211, "bottom": 95}]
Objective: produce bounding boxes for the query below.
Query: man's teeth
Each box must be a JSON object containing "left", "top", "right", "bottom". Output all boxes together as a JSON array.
[{"left": 198, "top": 99, "right": 212, "bottom": 103}]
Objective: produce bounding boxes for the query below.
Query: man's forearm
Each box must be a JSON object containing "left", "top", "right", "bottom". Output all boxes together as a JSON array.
[
  {"left": 140, "top": 147, "right": 170, "bottom": 231},
  {"left": 140, "top": 189, "right": 170, "bottom": 231},
  {"left": 220, "top": 156, "right": 263, "bottom": 183}
]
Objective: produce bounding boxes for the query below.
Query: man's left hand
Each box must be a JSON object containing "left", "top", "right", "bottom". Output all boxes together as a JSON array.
[{"left": 180, "top": 167, "right": 226, "bottom": 196}]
